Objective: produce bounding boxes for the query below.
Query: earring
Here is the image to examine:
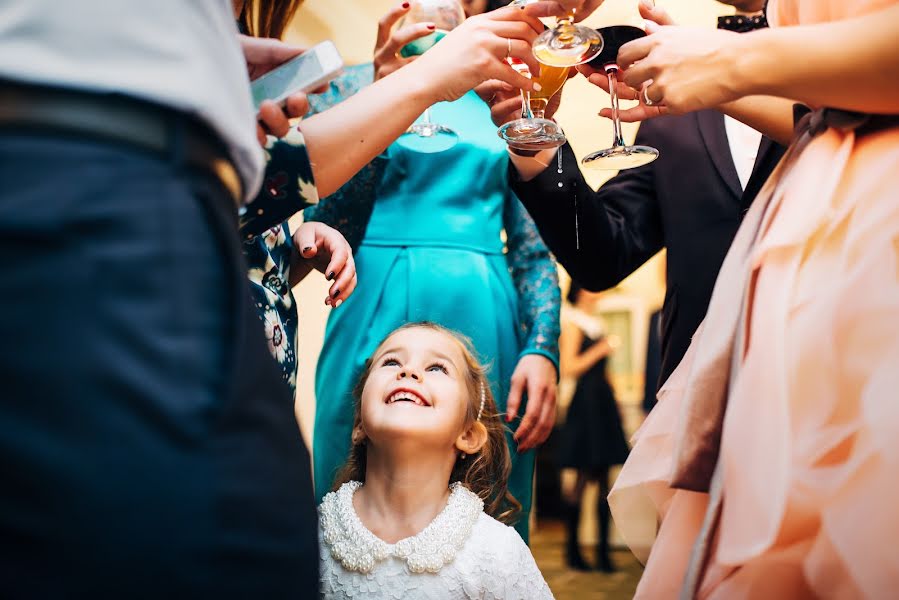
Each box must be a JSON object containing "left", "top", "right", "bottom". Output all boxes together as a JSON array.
[{"left": 460, "top": 452, "right": 467, "bottom": 460}]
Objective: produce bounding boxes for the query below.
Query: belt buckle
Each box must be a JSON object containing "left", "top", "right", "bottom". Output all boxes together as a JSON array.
[{"left": 209, "top": 157, "right": 242, "bottom": 206}]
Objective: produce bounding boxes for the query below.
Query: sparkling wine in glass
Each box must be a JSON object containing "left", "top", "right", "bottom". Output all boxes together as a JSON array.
[
  {"left": 581, "top": 25, "right": 659, "bottom": 171},
  {"left": 510, "top": 0, "right": 603, "bottom": 67},
  {"left": 396, "top": 0, "right": 466, "bottom": 153},
  {"left": 498, "top": 59, "right": 568, "bottom": 150}
]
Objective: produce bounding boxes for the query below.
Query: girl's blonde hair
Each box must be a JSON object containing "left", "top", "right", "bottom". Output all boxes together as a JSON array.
[{"left": 331, "top": 322, "right": 521, "bottom": 525}]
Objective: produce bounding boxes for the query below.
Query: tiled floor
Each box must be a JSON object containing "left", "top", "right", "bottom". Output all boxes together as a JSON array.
[{"left": 531, "top": 520, "right": 643, "bottom": 600}]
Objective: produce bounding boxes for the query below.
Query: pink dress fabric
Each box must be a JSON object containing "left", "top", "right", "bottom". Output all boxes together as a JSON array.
[{"left": 609, "top": 1, "right": 899, "bottom": 597}]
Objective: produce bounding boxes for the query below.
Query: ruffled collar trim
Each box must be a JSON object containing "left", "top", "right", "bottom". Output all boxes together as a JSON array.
[{"left": 319, "top": 481, "right": 483, "bottom": 574}]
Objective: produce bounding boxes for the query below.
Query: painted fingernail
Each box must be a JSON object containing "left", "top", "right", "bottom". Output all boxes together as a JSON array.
[
  {"left": 427, "top": 24, "right": 435, "bottom": 30},
  {"left": 334, "top": 299, "right": 343, "bottom": 309},
  {"left": 332, "top": 289, "right": 340, "bottom": 299},
  {"left": 303, "top": 246, "right": 313, "bottom": 253},
  {"left": 402, "top": 2, "right": 409, "bottom": 8},
  {"left": 533, "top": 83, "right": 542, "bottom": 92},
  {"left": 327, "top": 271, "right": 335, "bottom": 280}
]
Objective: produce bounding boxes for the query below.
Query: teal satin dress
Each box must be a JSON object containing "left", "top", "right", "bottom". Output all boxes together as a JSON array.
[{"left": 306, "top": 66, "right": 560, "bottom": 542}]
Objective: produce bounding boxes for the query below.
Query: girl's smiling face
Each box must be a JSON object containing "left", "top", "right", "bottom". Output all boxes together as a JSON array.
[{"left": 359, "top": 327, "right": 472, "bottom": 449}]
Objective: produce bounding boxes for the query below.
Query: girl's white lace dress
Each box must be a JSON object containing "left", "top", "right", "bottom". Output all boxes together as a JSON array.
[{"left": 318, "top": 481, "right": 555, "bottom": 599}]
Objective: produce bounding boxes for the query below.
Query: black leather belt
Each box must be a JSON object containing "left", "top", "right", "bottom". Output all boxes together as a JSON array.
[{"left": 0, "top": 82, "right": 243, "bottom": 203}]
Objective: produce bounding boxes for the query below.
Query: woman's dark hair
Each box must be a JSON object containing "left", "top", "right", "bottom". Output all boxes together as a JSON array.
[
  {"left": 331, "top": 322, "right": 522, "bottom": 525},
  {"left": 239, "top": 0, "right": 304, "bottom": 40}
]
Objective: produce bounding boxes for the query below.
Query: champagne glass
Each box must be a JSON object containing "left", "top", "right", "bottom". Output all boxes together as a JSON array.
[
  {"left": 498, "top": 59, "right": 569, "bottom": 150},
  {"left": 581, "top": 24, "right": 659, "bottom": 170},
  {"left": 395, "top": 0, "right": 466, "bottom": 153},
  {"left": 510, "top": 0, "right": 603, "bottom": 67}
]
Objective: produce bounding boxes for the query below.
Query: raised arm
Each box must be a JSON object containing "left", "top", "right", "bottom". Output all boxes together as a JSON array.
[
  {"left": 508, "top": 137, "right": 663, "bottom": 291},
  {"left": 299, "top": 7, "right": 546, "bottom": 197},
  {"left": 618, "top": 4, "right": 899, "bottom": 120},
  {"left": 302, "top": 65, "right": 386, "bottom": 250}
]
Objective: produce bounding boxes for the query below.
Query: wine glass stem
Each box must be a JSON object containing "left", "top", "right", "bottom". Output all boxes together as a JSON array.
[
  {"left": 520, "top": 89, "right": 534, "bottom": 120},
  {"left": 607, "top": 67, "right": 626, "bottom": 148},
  {"left": 530, "top": 98, "right": 548, "bottom": 120}
]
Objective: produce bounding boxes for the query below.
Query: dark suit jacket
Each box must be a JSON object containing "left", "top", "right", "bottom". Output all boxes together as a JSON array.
[
  {"left": 511, "top": 110, "right": 785, "bottom": 389},
  {"left": 643, "top": 308, "right": 662, "bottom": 414}
]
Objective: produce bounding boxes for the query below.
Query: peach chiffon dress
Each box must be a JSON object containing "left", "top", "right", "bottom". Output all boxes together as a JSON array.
[{"left": 609, "top": 1, "right": 899, "bottom": 598}]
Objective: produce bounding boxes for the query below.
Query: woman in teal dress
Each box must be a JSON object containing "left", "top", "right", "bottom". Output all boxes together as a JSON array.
[{"left": 305, "top": 5, "right": 561, "bottom": 543}]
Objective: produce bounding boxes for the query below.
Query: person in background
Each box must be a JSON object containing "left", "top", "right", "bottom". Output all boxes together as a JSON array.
[
  {"left": 557, "top": 284, "right": 628, "bottom": 572},
  {"left": 304, "top": 0, "right": 565, "bottom": 543}
]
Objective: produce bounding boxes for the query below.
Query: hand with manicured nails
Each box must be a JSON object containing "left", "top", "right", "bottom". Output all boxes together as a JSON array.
[
  {"left": 373, "top": 2, "right": 438, "bottom": 80},
  {"left": 406, "top": 6, "right": 546, "bottom": 104},
  {"left": 522, "top": 0, "right": 605, "bottom": 22},
  {"left": 291, "top": 222, "right": 357, "bottom": 308},
  {"left": 240, "top": 35, "right": 331, "bottom": 146}
]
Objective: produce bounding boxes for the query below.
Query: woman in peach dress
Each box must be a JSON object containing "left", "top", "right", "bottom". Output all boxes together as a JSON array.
[{"left": 600, "top": 0, "right": 899, "bottom": 597}]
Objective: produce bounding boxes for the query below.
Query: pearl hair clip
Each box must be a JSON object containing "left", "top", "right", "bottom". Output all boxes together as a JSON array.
[{"left": 477, "top": 381, "right": 486, "bottom": 422}]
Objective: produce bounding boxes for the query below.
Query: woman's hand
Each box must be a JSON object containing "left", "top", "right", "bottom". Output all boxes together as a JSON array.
[
  {"left": 507, "top": 354, "right": 558, "bottom": 452},
  {"left": 524, "top": 0, "right": 606, "bottom": 22},
  {"left": 410, "top": 6, "right": 545, "bottom": 104},
  {"left": 256, "top": 95, "right": 310, "bottom": 146},
  {"left": 479, "top": 70, "right": 571, "bottom": 128},
  {"left": 617, "top": 25, "right": 745, "bottom": 115},
  {"left": 373, "top": 2, "right": 439, "bottom": 80},
  {"left": 241, "top": 35, "right": 331, "bottom": 145},
  {"left": 290, "top": 222, "right": 357, "bottom": 308}
]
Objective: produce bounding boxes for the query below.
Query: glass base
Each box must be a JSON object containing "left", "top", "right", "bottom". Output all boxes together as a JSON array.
[
  {"left": 498, "top": 118, "right": 566, "bottom": 150},
  {"left": 533, "top": 27, "right": 603, "bottom": 67},
  {"left": 581, "top": 144, "right": 659, "bottom": 171},
  {"left": 396, "top": 123, "right": 459, "bottom": 154}
]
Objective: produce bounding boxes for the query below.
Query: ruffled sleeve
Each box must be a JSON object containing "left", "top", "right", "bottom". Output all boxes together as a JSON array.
[{"left": 503, "top": 187, "right": 561, "bottom": 372}]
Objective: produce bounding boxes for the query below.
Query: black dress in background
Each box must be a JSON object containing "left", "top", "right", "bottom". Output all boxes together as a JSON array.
[{"left": 558, "top": 331, "right": 630, "bottom": 471}]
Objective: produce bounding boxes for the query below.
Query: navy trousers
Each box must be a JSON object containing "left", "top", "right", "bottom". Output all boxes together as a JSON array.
[{"left": 0, "top": 132, "right": 318, "bottom": 597}]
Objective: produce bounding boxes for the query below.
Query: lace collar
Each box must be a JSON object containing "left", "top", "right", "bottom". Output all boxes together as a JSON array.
[{"left": 319, "top": 481, "right": 483, "bottom": 574}]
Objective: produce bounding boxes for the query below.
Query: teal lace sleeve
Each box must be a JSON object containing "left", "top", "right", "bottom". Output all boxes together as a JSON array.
[
  {"left": 303, "top": 63, "right": 386, "bottom": 251},
  {"left": 503, "top": 186, "right": 561, "bottom": 373}
]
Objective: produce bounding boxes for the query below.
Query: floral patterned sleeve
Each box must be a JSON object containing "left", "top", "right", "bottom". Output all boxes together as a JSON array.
[
  {"left": 503, "top": 186, "right": 562, "bottom": 373},
  {"left": 302, "top": 63, "right": 386, "bottom": 251},
  {"left": 238, "top": 128, "right": 319, "bottom": 241}
]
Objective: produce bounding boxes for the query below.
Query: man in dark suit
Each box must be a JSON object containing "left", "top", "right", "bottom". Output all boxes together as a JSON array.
[{"left": 494, "top": 0, "right": 784, "bottom": 390}]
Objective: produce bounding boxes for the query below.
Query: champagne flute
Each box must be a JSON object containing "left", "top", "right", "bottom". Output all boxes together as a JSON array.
[
  {"left": 510, "top": 0, "right": 603, "bottom": 67},
  {"left": 396, "top": 0, "right": 466, "bottom": 153},
  {"left": 498, "top": 59, "right": 569, "bottom": 150},
  {"left": 581, "top": 24, "right": 658, "bottom": 170}
]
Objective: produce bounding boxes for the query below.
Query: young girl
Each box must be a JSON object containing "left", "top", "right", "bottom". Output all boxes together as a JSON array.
[{"left": 318, "top": 323, "right": 554, "bottom": 599}]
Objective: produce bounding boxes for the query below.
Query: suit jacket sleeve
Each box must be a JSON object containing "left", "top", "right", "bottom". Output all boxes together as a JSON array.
[{"left": 509, "top": 123, "right": 665, "bottom": 291}]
